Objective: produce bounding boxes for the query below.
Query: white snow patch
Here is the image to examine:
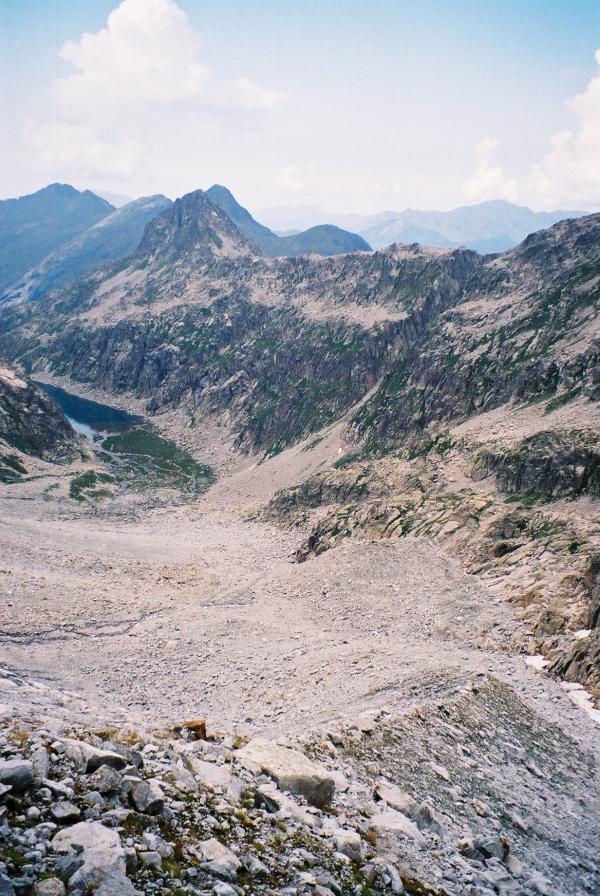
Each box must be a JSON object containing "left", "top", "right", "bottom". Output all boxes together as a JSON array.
[
  {"left": 525, "top": 655, "right": 548, "bottom": 671},
  {"left": 560, "top": 682, "right": 600, "bottom": 725}
]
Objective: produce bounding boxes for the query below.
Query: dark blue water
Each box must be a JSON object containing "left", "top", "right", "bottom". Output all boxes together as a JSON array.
[{"left": 36, "top": 382, "right": 143, "bottom": 433}]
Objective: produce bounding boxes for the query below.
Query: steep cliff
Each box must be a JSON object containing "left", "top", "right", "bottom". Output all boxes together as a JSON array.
[{"left": 0, "top": 360, "right": 79, "bottom": 476}]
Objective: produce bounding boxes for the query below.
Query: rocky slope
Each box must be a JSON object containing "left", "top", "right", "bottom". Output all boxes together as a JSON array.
[
  {"left": 1, "top": 654, "right": 599, "bottom": 896},
  {"left": 2, "top": 195, "right": 172, "bottom": 304},
  {"left": 0, "top": 360, "right": 80, "bottom": 481},
  {"left": 0, "top": 184, "right": 113, "bottom": 292}
]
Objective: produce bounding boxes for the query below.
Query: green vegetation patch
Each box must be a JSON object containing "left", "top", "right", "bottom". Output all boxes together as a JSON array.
[
  {"left": 101, "top": 428, "right": 215, "bottom": 494},
  {"left": 0, "top": 453, "right": 27, "bottom": 483},
  {"left": 69, "top": 470, "right": 115, "bottom": 502}
]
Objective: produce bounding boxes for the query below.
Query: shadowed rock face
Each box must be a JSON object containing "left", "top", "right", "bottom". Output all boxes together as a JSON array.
[
  {"left": 0, "top": 360, "right": 79, "bottom": 462},
  {"left": 136, "top": 189, "right": 254, "bottom": 262},
  {"left": 471, "top": 431, "right": 600, "bottom": 497}
]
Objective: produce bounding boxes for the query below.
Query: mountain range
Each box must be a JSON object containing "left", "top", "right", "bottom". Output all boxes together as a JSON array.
[
  {"left": 258, "top": 198, "right": 589, "bottom": 253},
  {"left": 0, "top": 183, "right": 370, "bottom": 304},
  {"left": 1, "top": 182, "right": 600, "bottom": 895},
  {"left": 206, "top": 184, "right": 370, "bottom": 256},
  {"left": 0, "top": 183, "right": 113, "bottom": 292}
]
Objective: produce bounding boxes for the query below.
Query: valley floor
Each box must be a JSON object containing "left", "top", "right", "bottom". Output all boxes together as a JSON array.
[{"left": 2, "top": 395, "right": 600, "bottom": 895}]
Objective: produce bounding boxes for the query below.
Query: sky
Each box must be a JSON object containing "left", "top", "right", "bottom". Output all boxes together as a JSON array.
[{"left": 2, "top": 0, "right": 600, "bottom": 214}]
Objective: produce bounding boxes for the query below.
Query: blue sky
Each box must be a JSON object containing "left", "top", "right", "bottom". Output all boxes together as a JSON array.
[{"left": 2, "top": 0, "right": 600, "bottom": 212}]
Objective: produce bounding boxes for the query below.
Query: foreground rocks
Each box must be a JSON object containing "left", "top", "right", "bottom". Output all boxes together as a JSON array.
[{"left": 1, "top": 669, "right": 599, "bottom": 896}]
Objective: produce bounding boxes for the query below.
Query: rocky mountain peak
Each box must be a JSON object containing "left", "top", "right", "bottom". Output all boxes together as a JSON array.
[{"left": 136, "top": 188, "right": 255, "bottom": 263}]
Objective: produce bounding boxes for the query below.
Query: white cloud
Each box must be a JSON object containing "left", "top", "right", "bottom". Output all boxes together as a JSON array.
[
  {"left": 24, "top": 0, "right": 283, "bottom": 189},
  {"left": 464, "top": 51, "right": 600, "bottom": 210},
  {"left": 274, "top": 164, "right": 316, "bottom": 193},
  {"left": 530, "top": 49, "right": 600, "bottom": 209},
  {"left": 463, "top": 138, "right": 518, "bottom": 203}
]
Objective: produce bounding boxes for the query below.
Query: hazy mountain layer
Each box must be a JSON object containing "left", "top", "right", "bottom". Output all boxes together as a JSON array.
[
  {"left": 258, "top": 199, "right": 588, "bottom": 253},
  {"left": 2, "top": 194, "right": 172, "bottom": 304},
  {"left": 0, "top": 183, "right": 114, "bottom": 291},
  {"left": 207, "top": 184, "right": 371, "bottom": 256}
]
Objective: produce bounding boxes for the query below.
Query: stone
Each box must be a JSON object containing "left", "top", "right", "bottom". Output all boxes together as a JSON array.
[
  {"left": 226, "top": 775, "right": 245, "bottom": 803},
  {"left": 140, "top": 851, "right": 162, "bottom": 870},
  {"left": 0, "top": 759, "right": 33, "bottom": 791},
  {"left": 62, "top": 739, "right": 127, "bottom": 774},
  {"left": 196, "top": 837, "right": 241, "bottom": 880},
  {"left": 174, "top": 719, "right": 207, "bottom": 740},
  {"left": 374, "top": 780, "right": 417, "bottom": 817},
  {"left": 128, "top": 778, "right": 164, "bottom": 814},
  {"left": 246, "top": 855, "right": 269, "bottom": 878},
  {"left": 52, "top": 820, "right": 138, "bottom": 895},
  {"left": 0, "top": 875, "right": 14, "bottom": 896},
  {"left": 475, "top": 836, "right": 509, "bottom": 860},
  {"left": 236, "top": 738, "right": 335, "bottom": 808},
  {"left": 188, "top": 757, "right": 231, "bottom": 790},
  {"left": 88, "top": 765, "right": 123, "bottom": 794},
  {"left": 165, "top": 760, "right": 197, "bottom": 794},
  {"left": 369, "top": 809, "right": 425, "bottom": 844},
  {"left": 32, "top": 879, "right": 65, "bottom": 896},
  {"left": 50, "top": 801, "right": 81, "bottom": 823},
  {"left": 212, "top": 885, "right": 237, "bottom": 896},
  {"left": 31, "top": 747, "right": 50, "bottom": 782},
  {"left": 333, "top": 829, "right": 363, "bottom": 862},
  {"left": 413, "top": 803, "right": 444, "bottom": 837}
]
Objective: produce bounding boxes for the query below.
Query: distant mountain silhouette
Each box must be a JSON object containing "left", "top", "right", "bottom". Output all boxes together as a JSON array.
[
  {"left": 3, "top": 194, "right": 172, "bottom": 303},
  {"left": 207, "top": 185, "right": 370, "bottom": 256},
  {"left": 257, "top": 199, "right": 589, "bottom": 254},
  {"left": 0, "top": 183, "right": 114, "bottom": 291}
]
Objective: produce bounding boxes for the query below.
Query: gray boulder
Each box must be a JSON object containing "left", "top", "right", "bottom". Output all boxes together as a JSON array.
[
  {"left": 236, "top": 738, "right": 335, "bottom": 808},
  {"left": 52, "top": 820, "right": 139, "bottom": 895},
  {"left": 0, "top": 759, "right": 33, "bottom": 791}
]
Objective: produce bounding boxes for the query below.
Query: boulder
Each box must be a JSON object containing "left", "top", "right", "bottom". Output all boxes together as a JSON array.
[
  {"left": 0, "top": 759, "right": 33, "bottom": 791},
  {"left": 374, "top": 780, "right": 417, "bottom": 817},
  {"left": 369, "top": 809, "right": 425, "bottom": 844},
  {"left": 236, "top": 738, "right": 335, "bottom": 808},
  {"left": 88, "top": 765, "right": 123, "bottom": 794},
  {"left": 62, "top": 739, "right": 127, "bottom": 773},
  {"left": 50, "top": 800, "right": 81, "bottom": 823},
  {"left": 52, "top": 820, "right": 138, "bottom": 895},
  {"left": 197, "top": 837, "right": 241, "bottom": 880},
  {"left": 333, "top": 829, "right": 363, "bottom": 862},
  {"left": 188, "top": 757, "right": 231, "bottom": 790},
  {"left": 32, "top": 880, "right": 65, "bottom": 896},
  {"left": 31, "top": 746, "right": 50, "bottom": 782},
  {"left": 128, "top": 777, "right": 164, "bottom": 814}
]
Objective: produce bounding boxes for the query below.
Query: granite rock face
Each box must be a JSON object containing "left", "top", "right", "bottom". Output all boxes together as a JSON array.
[{"left": 0, "top": 360, "right": 79, "bottom": 465}]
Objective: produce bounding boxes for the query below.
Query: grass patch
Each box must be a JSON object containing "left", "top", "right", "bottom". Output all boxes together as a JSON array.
[
  {"left": 69, "top": 470, "right": 115, "bottom": 502},
  {"left": 102, "top": 428, "right": 215, "bottom": 494},
  {"left": 0, "top": 453, "right": 27, "bottom": 483}
]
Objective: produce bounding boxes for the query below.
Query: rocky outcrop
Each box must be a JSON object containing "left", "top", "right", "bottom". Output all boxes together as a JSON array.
[
  {"left": 136, "top": 189, "right": 254, "bottom": 263},
  {"left": 471, "top": 430, "right": 600, "bottom": 497},
  {"left": 0, "top": 360, "right": 79, "bottom": 465}
]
